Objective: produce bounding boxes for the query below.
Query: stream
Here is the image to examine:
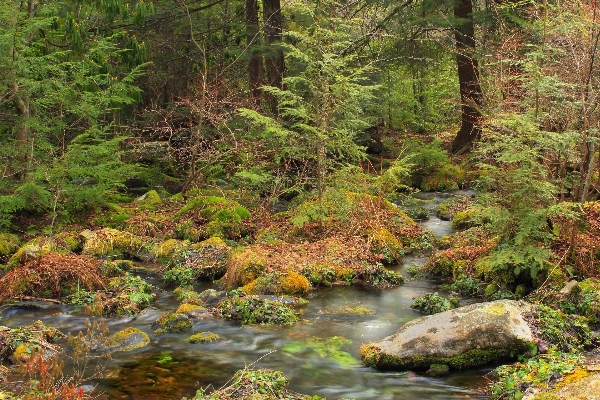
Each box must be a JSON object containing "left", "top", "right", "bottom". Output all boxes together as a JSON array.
[{"left": 1, "top": 190, "right": 490, "bottom": 399}]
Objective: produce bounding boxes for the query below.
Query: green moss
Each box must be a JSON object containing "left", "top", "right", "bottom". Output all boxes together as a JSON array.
[
  {"left": 367, "top": 227, "right": 404, "bottom": 263},
  {"left": 106, "top": 327, "right": 150, "bottom": 352},
  {"left": 81, "top": 228, "right": 147, "bottom": 258},
  {"left": 242, "top": 271, "right": 310, "bottom": 296},
  {"left": 151, "top": 239, "right": 190, "bottom": 260},
  {"left": 187, "top": 332, "right": 220, "bottom": 343},
  {"left": 176, "top": 303, "right": 206, "bottom": 315},
  {"left": 360, "top": 342, "right": 525, "bottom": 371},
  {"left": 451, "top": 210, "right": 476, "bottom": 230},
  {"left": 0, "top": 233, "right": 20, "bottom": 259},
  {"left": 174, "top": 221, "right": 201, "bottom": 242},
  {"left": 152, "top": 312, "right": 193, "bottom": 335},
  {"left": 138, "top": 190, "right": 162, "bottom": 209},
  {"left": 420, "top": 164, "right": 463, "bottom": 192},
  {"left": 217, "top": 293, "right": 299, "bottom": 325}
]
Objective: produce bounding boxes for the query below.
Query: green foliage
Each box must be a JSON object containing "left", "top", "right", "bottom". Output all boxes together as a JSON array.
[
  {"left": 217, "top": 291, "right": 299, "bottom": 325},
  {"left": 238, "top": 1, "right": 380, "bottom": 197},
  {"left": 532, "top": 305, "right": 592, "bottom": 352},
  {"left": 0, "top": 0, "right": 150, "bottom": 229},
  {"left": 411, "top": 292, "right": 459, "bottom": 314},
  {"left": 440, "top": 276, "right": 485, "bottom": 297},
  {"left": 106, "top": 273, "right": 154, "bottom": 314},
  {"left": 472, "top": 115, "right": 583, "bottom": 283},
  {"left": 489, "top": 349, "right": 581, "bottom": 400}
]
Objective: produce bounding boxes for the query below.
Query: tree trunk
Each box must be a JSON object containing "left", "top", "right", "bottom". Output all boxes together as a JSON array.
[
  {"left": 263, "top": 0, "right": 285, "bottom": 115},
  {"left": 246, "top": 0, "right": 263, "bottom": 102},
  {"left": 451, "top": 0, "right": 483, "bottom": 154}
]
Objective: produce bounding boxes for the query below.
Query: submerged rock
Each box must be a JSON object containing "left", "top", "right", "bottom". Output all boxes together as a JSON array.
[
  {"left": 151, "top": 312, "right": 193, "bottom": 335},
  {"left": 361, "top": 300, "right": 534, "bottom": 371},
  {"left": 104, "top": 327, "right": 150, "bottom": 353}
]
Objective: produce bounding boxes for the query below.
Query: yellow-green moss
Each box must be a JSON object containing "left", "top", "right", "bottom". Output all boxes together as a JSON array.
[
  {"left": 193, "top": 236, "right": 227, "bottom": 248},
  {"left": 222, "top": 247, "right": 268, "bottom": 288},
  {"left": 12, "top": 343, "right": 38, "bottom": 363},
  {"left": 176, "top": 303, "right": 206, "bottom": 315},
  {"left": 151, "top": 239, "right": 190, "bottom": 260},
  {"left": 152, "top": 312, "right": 193, "bottom": 335},
  {"left": 138, "top": 190, "right": 162, "bottom": 209},
  {"left": 106, "top": 327, "right": 150, "bottom": 352},
  {"left": 360, "top": 342, "right": 523, "bottom": 371},
  {"left": 81, "top": 228, "right": 146, "bottom": 257},
  {"left": 187, "top": 331, "right": 220, "bottom": 343},
  {"left": 0, "top": 233, "right": 20, "bottom": 258},
  {"left": 243, "top": 271, "right": 310, "bottom": 296},
  {"left": 367, "top": 227, "right": 403, "bottom": 263},
  {"left": 451, "top": 210, "right": 476, "bottom": 230}
]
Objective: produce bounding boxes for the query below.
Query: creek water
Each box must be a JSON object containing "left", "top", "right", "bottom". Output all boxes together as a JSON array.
[{"left": 1, "top": 190, "right": 490, "bottom": 399}]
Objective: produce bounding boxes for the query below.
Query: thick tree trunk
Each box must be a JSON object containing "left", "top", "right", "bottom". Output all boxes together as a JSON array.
[
  {"left": 246, "top": 0, "right": 263, "bottom": 102},
  {"left": 451, "top": 0, "right": 483, "bottom": 154},
  {"left": 263, "top": 0, "right": 285, "bottom": 114}
]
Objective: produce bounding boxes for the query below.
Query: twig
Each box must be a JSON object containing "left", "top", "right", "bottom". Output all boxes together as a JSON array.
[{"left": 16, "top": 296, "right": 62, "bottom": 304}]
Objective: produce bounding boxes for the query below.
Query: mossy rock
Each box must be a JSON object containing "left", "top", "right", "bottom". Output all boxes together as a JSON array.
[
  {"left": 137, "top": 190, "right": 162, "bottom": 209},
  {"left": 0, "top": 320, "right": 64, "bottom": 362},
  {"left": 0, "top": 233, "right": 20, "bottom": 260},
  {"left": 104, "top": 327, "right": 150, "bottom": 353},
  {"left": 361, "top": 300, "right": 534, "bottom": 371},
  {"left": 221, "top": 247, "right": 268, "bottom": 288},
  {"left": 151, "top": 239, "right": 191, "bottom": 261},
  {"left": 451, "top": 210, "right": 476, "bottom": 230},
  {"left": 151, "top": 312, "right": 193, "bottom": 335},
  {"left": 187, "top": 331, "right": 220, "bottom": 343},
  {"left": 174, "top": 220, "right": 201, "bottom": 242},
  {"left": 176, "top": 303, "right": 206, "bottom": 316},
  {"left": 420, "top": 164, "right": 463, "bottom": 192},
  {"left": 6, "top": 244, "right": 43, "bottom": 270},
  {"left": 80, "top": 228, "right": 149, "bottom": 260},
  {"left": 174, "top": 195, "right": 251, "bottom": 240},
  {"left": 54, "top": 231, "right": 83, "bottom": 252},
  {"left": 102, "top": 259, "right": 135, "bottom": 276},
  {"left": 367, "top": 227, "right": 404, "bottom": 263},
  {"left": 242, "top": 271, "right": 310, "bottom": 296}
]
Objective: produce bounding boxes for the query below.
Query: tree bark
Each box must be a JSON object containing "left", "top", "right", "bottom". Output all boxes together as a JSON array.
[
  {"left": 451, "top": 0, "right": 483, "bottom": 154},
  {"left": 263, "top": 0, "right": 285, "bottom": 114},
  {"left": 246, "top": 0, "right": 263, "bottom": 102}
]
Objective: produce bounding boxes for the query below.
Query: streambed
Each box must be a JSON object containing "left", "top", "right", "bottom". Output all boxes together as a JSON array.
[{"left": 1, "top": 191, "right": 490, "bottom": 399}]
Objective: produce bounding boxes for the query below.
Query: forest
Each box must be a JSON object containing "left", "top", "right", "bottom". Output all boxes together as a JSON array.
[{"left": 1, "top": 0, "right": 600, "bottom": 399}]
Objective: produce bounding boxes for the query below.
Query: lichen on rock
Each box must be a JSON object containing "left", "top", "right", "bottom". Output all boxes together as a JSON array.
[{"left": 361, "top": 300, "right": 535, "bottom": 371}]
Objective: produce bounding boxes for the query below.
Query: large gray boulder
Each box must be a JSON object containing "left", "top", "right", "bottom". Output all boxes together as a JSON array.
[{"left": 361, "top": 300, "right": 534, "bottom": 371}]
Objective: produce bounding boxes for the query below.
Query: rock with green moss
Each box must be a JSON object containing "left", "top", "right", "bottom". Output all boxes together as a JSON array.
[
  {"left": 451, "top": 210, "right": 476, "bottom": 230},
  {"left": 0, "top": 233, "right": 20, "bottom": 261},
  {"left": 137, "top": 190, "right": 162, "bottom": 209},
  {"left": 151, "top": 239, "right": 191, "bottom": 261},
  {"left": 151, "top": 312, "right": 193, "bottom": 335},
  {"left": 174, "top": 195, "right": 251, "bottom": 240},
  {"left": 187, "top": 331, "right": 220, "bottom": 343},
  {"left": 104, "top": 327, "right": 150, "bottom": 353},
  {"left": 361, "top": 300, "right": 534, "bottom": 371},
  {"left": 80, "top": 228, "right": 150, "bottom": 260}
]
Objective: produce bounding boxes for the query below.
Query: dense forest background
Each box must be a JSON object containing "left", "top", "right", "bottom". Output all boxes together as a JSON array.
[{"left": 1, "top": 0, "right": 599, "bottom": 233}]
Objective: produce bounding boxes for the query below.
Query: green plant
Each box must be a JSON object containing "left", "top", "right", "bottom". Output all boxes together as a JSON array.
[
  {"left": 411, "top": 292, "right": 459, "bottom": 314},
  {"left": 472, "top": 115, "right": 582, "bottom": 284},
  {"left": 489, "top": 349, "right": 580, "bottom": 400},
  {"left": 217, "top": 291, "right": 299, "bottom": 325},
  {"left": 440, "top": 276, "right": 485, "bottom": 296}
]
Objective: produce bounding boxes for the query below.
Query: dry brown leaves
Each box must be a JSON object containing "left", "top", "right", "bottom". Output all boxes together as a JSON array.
[{"left": 0, "top": 254, "right": 106, "bottom": 303}]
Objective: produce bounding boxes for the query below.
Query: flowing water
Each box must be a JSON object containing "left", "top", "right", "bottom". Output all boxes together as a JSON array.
[{"left": 1, "top": 191, "right": 491, "bottom": 399}]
